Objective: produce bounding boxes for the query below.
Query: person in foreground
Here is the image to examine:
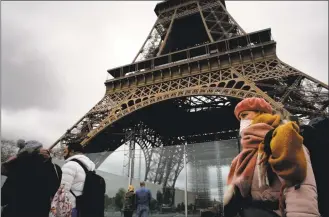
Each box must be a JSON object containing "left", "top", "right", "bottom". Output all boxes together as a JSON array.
[
  {"left": 123, "top": 185, "right": 136, "bottom": 217},
  {"left": 135, "top": 181, "right": 152, "bottom": 217},
  {"left": 1, "top": 140, "right": 61, "bottom": 217},
  {"left": 60, "top": 142, "right": 96, "bottom": 217},
  {"left": 224, "top": 97, "right": 320, "bottom": 217}
]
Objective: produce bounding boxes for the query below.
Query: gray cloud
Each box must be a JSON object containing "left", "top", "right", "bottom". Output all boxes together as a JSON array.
[
  {"left": 1, "top": 26, "right": 65, "bottom": 111},
  {"left": 228, "top": 1, "right": 328, "bottom": 84},
  {"left": 1, "top": 1, "right": 160, "bottom": 145}
]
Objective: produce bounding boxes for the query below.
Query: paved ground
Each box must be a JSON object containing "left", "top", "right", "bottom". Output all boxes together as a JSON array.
[{"left": 104, "top": 211, "right": 195, "bottom": 217}]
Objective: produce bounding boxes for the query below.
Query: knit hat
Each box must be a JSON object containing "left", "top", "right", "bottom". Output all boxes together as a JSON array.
[
  {"left": 17, "top": 140, "right": 43, "bottom": 154},
  {"left": 234, "top": 97, "right": 272, "bottom": 120}
]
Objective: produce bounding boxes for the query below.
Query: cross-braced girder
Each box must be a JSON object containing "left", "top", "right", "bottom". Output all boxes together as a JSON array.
[
  {"left": 176, "top": 95, "right": 232, "bottom": 112},
  {"left": 200, "top": 0, "right": 245, "bottom": 41},
  {"left": 50, "top": 51, "right": 328, "bottom": 161},
  {"left": 133, "top": 0, "right": 245, "bottom": 62}
]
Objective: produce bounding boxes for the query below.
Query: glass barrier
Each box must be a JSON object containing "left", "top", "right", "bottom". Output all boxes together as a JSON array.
[
  {"left": 95, "top": 144, "right": 187, "bottom": 217},
  {"left": 50, "top": 138, "right": 239, "bottom": 217},
  {"left": 186, "top": 140, "right": 239, "bottom": 217}
]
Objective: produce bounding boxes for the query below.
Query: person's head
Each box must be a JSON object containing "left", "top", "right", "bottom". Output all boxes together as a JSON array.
[
  {"left": 234, "top": 97, "right": 272, "bottom": 121},
  {"left": 63, "top": 142, "right": 84, "bottom": 160},
  {"left": 234, "top": 97, "right": 272, "bottom": 134},
  {"left": 17, "top": 140, "right": 42, "bottom": 153},
  {"left": 140, "top": 181, "right": 145, "bottom": 187},
  {"left": 16, "top": 140, "right": 51, "bottom": 161},
  {"left": 17, "top": 140, "right": 43, "bottom": 154},
  {"left": 128, "top": 185, "right": 135, "bottom": 192}
]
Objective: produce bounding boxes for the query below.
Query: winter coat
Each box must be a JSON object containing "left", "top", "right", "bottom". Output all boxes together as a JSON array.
[
  {"left": 60, "top": 154, "right": 95, "bottom": 208},
  {"left": 251, "top": 146, "right": 320, "bottom": 217},
  {"left": 123, "top": 191, "right": 136, "bottom": 211},
  {"left": 136, "top": 187, "right": 152, "bottom": 207},
  {"left": 1, "top": 150, "right": 61, "bottom": 217}
]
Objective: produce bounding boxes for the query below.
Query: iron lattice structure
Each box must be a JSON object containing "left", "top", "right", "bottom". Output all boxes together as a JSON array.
[{"left": 50, "top": 0, "right": 329, "bottom": 208}]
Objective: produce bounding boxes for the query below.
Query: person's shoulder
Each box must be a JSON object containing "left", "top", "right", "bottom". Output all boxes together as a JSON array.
[
  {"left": 70, "top": 155, "right": 95, "bottom": 171},
  {"left": 136, "top": 188, "right": 144, "bottom": 194},
  {"left": 62, "top": 160, "right": 80, "bottom": 170}
]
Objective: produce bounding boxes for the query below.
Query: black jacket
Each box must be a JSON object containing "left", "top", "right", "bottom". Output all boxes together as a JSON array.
[
  {"left": 1, "top": 150, "right": 61, "bottom": 217},
  {"left": 123, "top": 191, "right": 136, "bottom": 211}
]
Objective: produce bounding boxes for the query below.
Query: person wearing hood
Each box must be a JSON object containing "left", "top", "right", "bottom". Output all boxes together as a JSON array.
[
  {"left": 1, "top": 140, "right": 61, "bottom": 217},
  {"left": 224, "top": 97, "right": 320, "bottom": 217},
  {"left": 60, "top": 142, "right": 96, "bottom": 217}
]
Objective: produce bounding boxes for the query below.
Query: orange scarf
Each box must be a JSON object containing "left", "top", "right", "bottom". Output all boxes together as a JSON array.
[{"left": 227, "top": 114, "right": 281, "bottom": 198}]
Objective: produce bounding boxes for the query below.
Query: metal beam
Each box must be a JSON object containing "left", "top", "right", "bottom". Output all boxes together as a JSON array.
[
  {"left": 280, "top": 75, "right": 303, "bottom": 103},
  {"left": 197, "top": 1, "right": 214, "bottom": 43},
  {"left": 157, "top": 9, "right": 177, "bottom": 56},
  {"left": 132, "top": 18, "right": 161, "bottom": 63}
]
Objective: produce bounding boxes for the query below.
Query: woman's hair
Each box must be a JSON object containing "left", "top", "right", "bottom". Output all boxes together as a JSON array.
[
  {"left": 128, "top": 185, "right": 134, "bottom": 192},
  {"left": 67, "top": 142, "right": 84, "bottom": 153}
]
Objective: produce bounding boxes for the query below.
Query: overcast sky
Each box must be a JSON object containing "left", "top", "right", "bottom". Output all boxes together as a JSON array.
[{"left": 1, "top": 1, "right": 328, "bottom": 147}]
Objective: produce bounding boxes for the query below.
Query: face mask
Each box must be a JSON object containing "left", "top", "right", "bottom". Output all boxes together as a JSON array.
[{"left": 239, "top": 119, "right": 252, "bottom": 135}]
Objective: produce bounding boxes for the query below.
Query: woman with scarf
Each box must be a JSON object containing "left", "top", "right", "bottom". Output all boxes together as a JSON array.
[{"left": 224, "top": 97, "right": 320, "bottom": 217}]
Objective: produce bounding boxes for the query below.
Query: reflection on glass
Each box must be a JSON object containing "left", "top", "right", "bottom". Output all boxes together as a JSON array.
[
  {"left": 51, "top": 139, "right": 238, "bottom": 217},
  {"left": 186, "top": 140, "right": 238, "bottom": 217},
  {"left": 96, "top": 145, "right": 189, "bottom": 217}
]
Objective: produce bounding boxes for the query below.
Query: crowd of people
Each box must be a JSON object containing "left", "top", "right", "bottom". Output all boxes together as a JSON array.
[
  {"left": 1, "top": 97, "right": 327, "bottom": 217},
  {"left": 1, "top": 139, "right": 153, "bottom": 217}
]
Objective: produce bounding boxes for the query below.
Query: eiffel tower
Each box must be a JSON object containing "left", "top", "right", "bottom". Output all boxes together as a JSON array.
[{"left": 50, "top": 0, "right": 328, "bottom": 207}]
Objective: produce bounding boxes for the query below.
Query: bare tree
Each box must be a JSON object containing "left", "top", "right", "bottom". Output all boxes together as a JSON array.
[{"left": 1, "top": 139, "right": 19, "bottom": 162}]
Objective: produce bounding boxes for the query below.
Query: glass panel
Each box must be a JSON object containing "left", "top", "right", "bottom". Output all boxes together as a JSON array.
[
  {"left": 50, "top": 137, "right": 238, "bottom": 217},
  {"left": 79, "top": 144, "right": 188, "bottom": 217},
  {"left": 186, "top": 140, "right": 239, "bottom": 217}
]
